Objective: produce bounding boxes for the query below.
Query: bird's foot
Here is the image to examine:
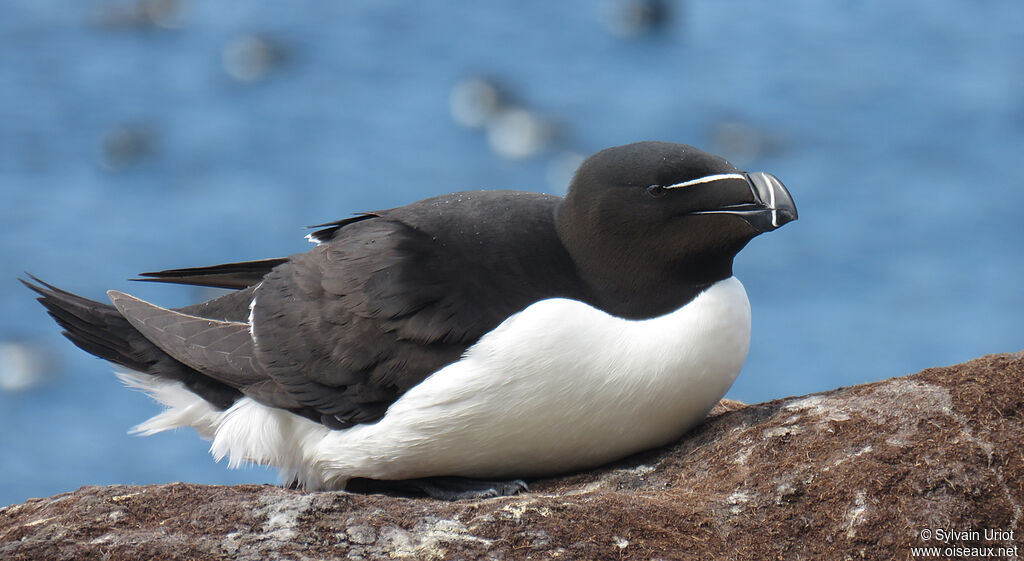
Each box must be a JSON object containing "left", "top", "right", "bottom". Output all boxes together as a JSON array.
[{"left": 345, "top": 476, "right": 528, "bottom": 501}]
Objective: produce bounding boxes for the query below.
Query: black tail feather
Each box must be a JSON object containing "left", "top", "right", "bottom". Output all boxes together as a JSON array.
[
  {"left": 21, "top": 276, "right": 241, "bottom": 409},
  {"left": 22, "top": 275, "right": 147, "bottom": 370}
]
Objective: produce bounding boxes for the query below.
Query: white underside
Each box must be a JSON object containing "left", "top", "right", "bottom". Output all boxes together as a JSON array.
[{"left": 120, "top": 276, "right": 752, "bottom": 490}]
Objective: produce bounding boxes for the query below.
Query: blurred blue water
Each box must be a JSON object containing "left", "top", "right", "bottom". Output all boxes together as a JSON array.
[{"left": 2, "top": 0, "right": 1022, "bottom": 507}]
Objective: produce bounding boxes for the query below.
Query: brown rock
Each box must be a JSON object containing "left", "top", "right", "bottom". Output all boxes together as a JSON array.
[{"left": 3, "top": 352, "right": 1024, "bottom": 560}]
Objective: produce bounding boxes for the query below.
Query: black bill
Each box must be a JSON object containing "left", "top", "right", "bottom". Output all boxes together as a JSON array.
[{"left": 690, "top": 172, "right": 798, "bottom": 232}]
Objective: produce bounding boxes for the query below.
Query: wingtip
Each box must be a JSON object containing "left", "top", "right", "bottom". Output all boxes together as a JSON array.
[
  {"left": 304, "top": 212, "right": 367, "bottom": 229},
  {"left": 134, "top": 268, "right": 188, "bottom": 279},
  {"left": 305, "top": 212, "right": 380, "bottom": 243},
  {"left": 135, "top": 269, "right": 183, "bottom": 278}
]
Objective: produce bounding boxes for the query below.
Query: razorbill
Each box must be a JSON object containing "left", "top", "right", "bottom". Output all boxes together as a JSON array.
[{"left": 24, "top": 141, "right": 797, "bottom": 499}]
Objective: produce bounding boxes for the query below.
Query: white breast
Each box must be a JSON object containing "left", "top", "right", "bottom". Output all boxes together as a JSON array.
[{"left": 122, "top": 277, "right": 751, "bottom": 490}]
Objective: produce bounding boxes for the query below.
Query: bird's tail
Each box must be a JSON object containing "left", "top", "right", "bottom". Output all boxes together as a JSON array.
[{"left": 21, "top": 276, "right": 241, "bottom": 409}]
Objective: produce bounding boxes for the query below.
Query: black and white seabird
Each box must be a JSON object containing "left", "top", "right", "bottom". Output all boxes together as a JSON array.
[{"left": 24, "top": 141, "right": 797, "bottom": 499}]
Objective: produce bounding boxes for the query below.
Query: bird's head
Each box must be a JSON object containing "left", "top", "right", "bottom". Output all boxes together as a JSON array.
[{"left": 556, "top": 141, "right": 797, "bottom": 316}]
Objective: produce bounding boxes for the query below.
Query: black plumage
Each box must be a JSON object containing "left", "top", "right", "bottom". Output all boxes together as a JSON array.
[
  {"left": 25, "top": 141, "right": 797, "bottom": 431},
  {"left": 249, "top": 190, "right": 589, "bottom": 427}
]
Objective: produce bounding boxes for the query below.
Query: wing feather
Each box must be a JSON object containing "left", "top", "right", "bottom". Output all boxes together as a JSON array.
[
  {"left": 69, "top": 191, "right": 580, "bottom": 430},
  {"left": 246, "top": 191, "right": 582, "bottom": 428},
  {"left": 108, "top": 290, "right": 266, "bottom": 387}
]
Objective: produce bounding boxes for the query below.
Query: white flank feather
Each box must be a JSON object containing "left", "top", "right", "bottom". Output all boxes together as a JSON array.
[
  {"left": 116, "top": 371, "right": 221, "bottom": 440},
  {"left": 116, "top": 277, "right": 752, "bottom": 490}
]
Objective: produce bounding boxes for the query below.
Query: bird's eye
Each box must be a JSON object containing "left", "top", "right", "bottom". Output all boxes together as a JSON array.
[{"left": 646, "top": 184, "right": 667, "bottom": 198}]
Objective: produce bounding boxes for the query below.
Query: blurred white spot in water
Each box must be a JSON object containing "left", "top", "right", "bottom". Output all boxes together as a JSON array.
[
  {"left": 0, "top": 341, "right": 57, "bottom": 393},
  {"left": 449, "top": 78, "right": 505, "bottom": 129},
  {"left": 222, "top": 34, "right": 290, "bottom": 83},
  {"left": 547, "top": 151, "right": 587, "bottom": 195},
  {"left": 600, "top": 0, "right": 672, "bottom": 38},
  {"left": 486, "top": 108, "right": 555, "bottom": 160},
  {"left": 144, "top": 0, "right": 189, "bottom": 29},
  {"left": 92, "top": 0, "right": 190, "bottom": 30}
]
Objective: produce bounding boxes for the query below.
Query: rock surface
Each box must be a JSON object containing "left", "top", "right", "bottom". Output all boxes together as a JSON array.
[{"left": 3, "top": 352, "right": 1024, "bottom": 560}]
